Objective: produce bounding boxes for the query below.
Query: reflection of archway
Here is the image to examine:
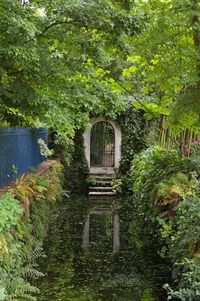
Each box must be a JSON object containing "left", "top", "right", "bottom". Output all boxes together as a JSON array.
[
  {"left": 82, "top": 209, "right": 120, "bottom": 253},
  {"left": 90, "top": 121, "right": 115, "bottom": 167}
]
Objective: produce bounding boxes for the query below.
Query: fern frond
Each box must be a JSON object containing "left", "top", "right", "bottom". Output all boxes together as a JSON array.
[{"left": 20, "top": 264, "right": 44, "bottom": 279}]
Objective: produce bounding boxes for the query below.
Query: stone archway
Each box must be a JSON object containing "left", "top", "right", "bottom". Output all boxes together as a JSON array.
[{"left": 83, "top": 117, "right": 121, "bottom": 174}]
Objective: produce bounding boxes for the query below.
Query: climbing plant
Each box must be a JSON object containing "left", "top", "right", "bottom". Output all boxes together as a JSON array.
[
  {"left": 116, "top": 106, "right": 147, "bottom": 193},
  {"left": 64, "top": 130, "right": 89, "bottom": 194}
]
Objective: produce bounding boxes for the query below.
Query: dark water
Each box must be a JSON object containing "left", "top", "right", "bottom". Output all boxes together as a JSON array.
[{"left": 38, "top": 196, "right": 157, "bottom": 301}]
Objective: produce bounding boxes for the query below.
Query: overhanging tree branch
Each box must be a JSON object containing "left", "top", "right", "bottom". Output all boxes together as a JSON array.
[{"left": 37, "top": 19, "right": 83, "bottom": 37}]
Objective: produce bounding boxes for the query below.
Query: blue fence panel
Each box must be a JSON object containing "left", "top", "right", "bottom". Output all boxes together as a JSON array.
[
  {"left": 0, "top": 128, "right": 48, "bottom": 187},
  {"left": 16, "top": 129, "right": 32, "bottom": 174}
]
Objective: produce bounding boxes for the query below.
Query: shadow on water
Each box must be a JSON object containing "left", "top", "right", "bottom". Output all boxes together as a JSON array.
[{"left": 38, "top": 196, "right": 155, "bottom": 301}]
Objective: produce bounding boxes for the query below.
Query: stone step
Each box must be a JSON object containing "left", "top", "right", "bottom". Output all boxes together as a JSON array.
[
  {"left": 89, "top": 191, "right": 116, "bottom": 196},
  {"left": 90, "top": 204, "right": 112, "bottom": 208},
  {"left": 89, "top": 186, "right": 113, "bottom": 191},
  {"left": 90, "top": 173, "right": 115, "bottom": 177},
  {"left": 89, "top": 198, "right": 113, "bottom": 203},
  {"left": 95, "top": 180, "right": 112, "bottom": 185},
  {"left": 89, "top": 200, "right": 116, "bottom": 207},
  {"left": 89, "top": 208, "right": 114, "bottom": 214},
  {"left": 90, "top": 174, "right": 114, "bottom": 180},
  {"left": 94, "top": 176, "right": 113, "bottom": 181}
]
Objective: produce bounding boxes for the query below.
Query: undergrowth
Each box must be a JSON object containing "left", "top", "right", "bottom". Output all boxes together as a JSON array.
[
  {"left": 126, "top": 146, "right": 200, "bottom": 300},
  {"left": 0, "top": 162, "right": 63, "bottom": 301}
]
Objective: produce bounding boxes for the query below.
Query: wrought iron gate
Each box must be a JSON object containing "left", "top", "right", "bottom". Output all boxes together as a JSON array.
[{"left": 90, "top": 121, "right": 115, "bottom": 167}]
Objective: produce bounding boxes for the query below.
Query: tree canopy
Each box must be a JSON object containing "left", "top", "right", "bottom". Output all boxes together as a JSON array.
[
  {"left": 1, "top": 0, "right": 200, "bottom": 137},
  {"left": 0, "top": 0, "right": 137, "bottom": 136},
  {"left": 121, "top": 0, "right": 200, "bottom": 132}
]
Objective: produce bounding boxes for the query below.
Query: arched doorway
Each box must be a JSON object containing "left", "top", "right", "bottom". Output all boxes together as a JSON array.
[
  {"left": 90, "top": 121, "right": 115, "bottom": 167},
  {"left": 83, "top": 117, "right": 121, "bottom": 174}
]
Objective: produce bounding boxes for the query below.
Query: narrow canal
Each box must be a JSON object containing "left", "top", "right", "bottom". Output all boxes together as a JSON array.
[{"left": 38, "top": 196, "right": 164, "bottom": 301}]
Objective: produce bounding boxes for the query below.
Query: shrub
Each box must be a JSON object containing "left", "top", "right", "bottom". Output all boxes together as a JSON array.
[{"left": 129, "top": 146, "right": 200, "bottom": 300}]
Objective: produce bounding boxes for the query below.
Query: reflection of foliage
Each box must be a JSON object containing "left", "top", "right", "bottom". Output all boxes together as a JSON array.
[
  {"left": 119, "top": 194, "right": 166, "bottom": 300},
  {"left": 89, "top": 214, "right": 113, "bottom": 253},
  {"left": 100, "top": 272, "right": 146, "bottom": 301},
  {"left": 38, "top": 196, "right": 151, "bottom": 301},
  {"left": 38, "top": 197, "right": 93, "bottom": 301}
]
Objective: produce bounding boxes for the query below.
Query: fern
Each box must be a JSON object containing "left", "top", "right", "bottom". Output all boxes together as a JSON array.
[
  {"left": 6, "top": 278, "right": 39, "bottom": 301},
  {"left": 22, "top": 247, "right": 45, "bottom": 264},
  {"left": 0, "top": 162, "right": 63, "bottom": 301},
  {"left": 155, "top": 172, "right": 194, "bottom": 216},
  {"left": 20, "top": 264, "right": 44, "bottom": 279}
]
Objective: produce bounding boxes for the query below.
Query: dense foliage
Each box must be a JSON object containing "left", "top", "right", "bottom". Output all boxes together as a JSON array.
[
  {"left": 1, "top": 0, "right": 200, "bottom": 300},
  {"left": 127, "top": 146, "right": 200, "bottom": 300},
  {"left": 118, "top": 106, "right": 147, "bottom": 176},
  {"left": 0, "top": 162, "right": 63, "bottom": 301},
  {"left": 120, "top": 0, "right": 200, "bottom": 133},
  {"left": 64, "top": 130, "right": 89, "bottom": 194},
  {"left": 0, "top": 0, "right": 137, "bottom": 138},
  {"left": 1, "top": 0, "right": 200, "bottom": 137}
]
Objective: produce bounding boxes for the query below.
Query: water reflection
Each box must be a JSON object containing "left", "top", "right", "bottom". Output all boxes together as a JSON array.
[
  {"left": 82, "top": 208, "right": 120, "bottom": 253},
  {"left": 38, "top": 196, "right": 153, "bottom": 301}
]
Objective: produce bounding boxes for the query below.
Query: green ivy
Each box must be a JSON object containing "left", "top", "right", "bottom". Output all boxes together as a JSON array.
[
  {"left": 64, "top": 130, "right": 89, "bottom": 194},
  {"left": 118, "top": 106, "right": 147, "bottom": 176}
]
